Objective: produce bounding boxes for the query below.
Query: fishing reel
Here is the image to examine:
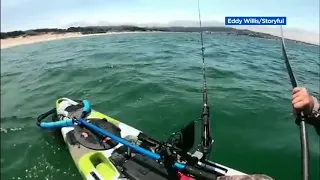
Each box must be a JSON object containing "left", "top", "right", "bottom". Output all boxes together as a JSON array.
[
  {"left": 156, "top": 120, "right": 200, "bottom": 166},
  {"left": 166, "top": 120, "right": 195, "bottom": 153}
]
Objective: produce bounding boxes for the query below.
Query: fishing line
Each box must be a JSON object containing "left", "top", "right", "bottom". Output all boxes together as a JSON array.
[{"left": 197, "top": 0, "right": 213, "bottom": 160}]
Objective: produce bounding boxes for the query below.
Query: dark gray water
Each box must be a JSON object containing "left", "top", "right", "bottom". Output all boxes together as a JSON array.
[{"left": 1, "top": 32, "right": 319, "bottom": 180}]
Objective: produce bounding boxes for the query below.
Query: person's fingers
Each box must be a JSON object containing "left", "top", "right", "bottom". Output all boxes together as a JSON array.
[
  {"left": 292, "top": 95, "right": 305, "bottom": 105},
  {"left": 291, "top": 87, "right": 312, "bottom": 115},
  {"left": 292, "top": 87, "right": 302, "bottom": 94},
  {"left": 293, "top": 99, "right": 310, "bottom": 109},
  {"left": 293, "top": 101, "right": 305, "bottom": 109},
  {"left": 292, "top": 87, "right": 309, "bottom": 96},
  {"left": 292, "top": 90, "right": 303, "bottom": 99},
  {"left": 292, "top": 88, "right": 309, "bottom": 101},
  {"left": 292, "top": 91, "right": 309, "bottom": 102}
]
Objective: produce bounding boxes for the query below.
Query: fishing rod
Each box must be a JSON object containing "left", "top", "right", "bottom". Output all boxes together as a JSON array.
[
  {"left": 197, "top": 0, "right": 213, "bottom": 160},
  {"left": 280, "top": 26, "right": 309, "bottom": 180}
]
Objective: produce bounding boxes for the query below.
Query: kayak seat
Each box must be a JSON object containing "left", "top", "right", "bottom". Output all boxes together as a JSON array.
[
  {"left": 56, "top": 98, "right": 122, "bottom": 150},
  {"left": 65, "top": 102, "right": 84, "bottom": 119},
  {"left": 78, "top": 152, "right": 119, "bottom": 180},
  {"left": 71, "top": 118, "right": 121, "bottom": 150}
]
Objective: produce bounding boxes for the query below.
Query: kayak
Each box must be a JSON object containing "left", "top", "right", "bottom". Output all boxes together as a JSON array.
[{"left": 38, "top": 97, "right": 246, "bottom": 180}]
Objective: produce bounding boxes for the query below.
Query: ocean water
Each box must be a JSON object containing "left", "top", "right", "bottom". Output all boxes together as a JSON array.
[{"left": 1, "top": 32, "right": 319, "bottom": 180}]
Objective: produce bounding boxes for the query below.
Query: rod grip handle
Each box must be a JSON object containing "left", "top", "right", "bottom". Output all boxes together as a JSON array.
[{"left": 185, "top": 165, "right": 217, "bottom": 180}]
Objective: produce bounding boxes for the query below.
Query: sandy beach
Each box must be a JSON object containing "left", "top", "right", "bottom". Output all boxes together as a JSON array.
[
  {"left": 1, "top": 30, "right": 318, "bottom": 50},
  {"left": 1, "top": 32, "right": 81, "bottom": 49},
  {"left": 0, "top": 32, "right": 152, "bottom": 49}
]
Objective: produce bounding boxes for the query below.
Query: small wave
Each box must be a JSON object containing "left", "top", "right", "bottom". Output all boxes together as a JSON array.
[
  {"left": 1, "top": 116, "right": 36, "bottom": 131},
  {"left": 162, "top": 49, "right": 183, "bottom": 55},
  {"left": 204, "top": 51, "right": 229, "bottom": 58},
  {"left": 1, "top": 71, "right": 22, "bottom": 78},
  {"left": 1, "top": 115, "right": 33, "bottom": 122},
  {"left": 206, "top": 66, "right": 241, "bottom": 79},
  {"left": 88, "top": 51, "right": 139, "bottom": 61},
  {"left": 46, "top": 57, "right": 77, "bottom": 65},
  {"left": 38, "top": 68, "right": 68, "bottom": 81}
]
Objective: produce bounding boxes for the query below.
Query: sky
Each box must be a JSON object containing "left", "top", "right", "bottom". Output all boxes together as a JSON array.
[{"left": 1, "top": 0, "right": 319, "bottom": 33}]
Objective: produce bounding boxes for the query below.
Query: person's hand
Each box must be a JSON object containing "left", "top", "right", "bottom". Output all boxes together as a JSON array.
[{"left": 292, "top": 87, "right": 314, "bottom": 115}]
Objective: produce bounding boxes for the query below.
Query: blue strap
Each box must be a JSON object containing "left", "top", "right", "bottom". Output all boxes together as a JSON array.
[
  {"left": 39, "top": 119, "right": 73, "bottom": 129},
  {"left": 39, "top": 100, "right": 91, "bottom": 129}
]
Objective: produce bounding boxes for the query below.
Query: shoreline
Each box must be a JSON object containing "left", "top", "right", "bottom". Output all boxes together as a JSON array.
[
  {"left": 1, "top": 31, "right": 318, "bottom": 50},
  {"left": 0, "top": 31, "right": 159, "bottom": 49}
]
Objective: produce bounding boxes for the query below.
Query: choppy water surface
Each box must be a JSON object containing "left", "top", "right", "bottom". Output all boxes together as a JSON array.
[{"left": 1, "top": 32, "right": 319, "bottom": 180}]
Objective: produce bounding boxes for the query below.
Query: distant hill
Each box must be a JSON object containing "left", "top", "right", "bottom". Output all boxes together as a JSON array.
[{"left": 0, "top": 25, "right": 315, "bottom": 45}]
